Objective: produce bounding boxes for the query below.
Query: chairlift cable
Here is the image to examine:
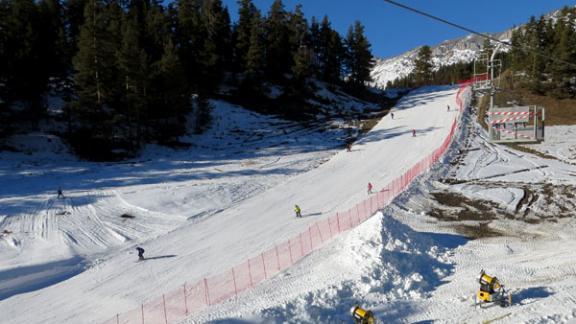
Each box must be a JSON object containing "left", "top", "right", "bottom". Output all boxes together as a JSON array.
[{"left": 381, "top": 0, "right": 576, "bottom": 69}]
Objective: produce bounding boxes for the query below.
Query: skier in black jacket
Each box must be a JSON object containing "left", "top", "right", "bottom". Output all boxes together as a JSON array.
[{"left": 136, "top": 247, "right": 145, "bottom": 260}]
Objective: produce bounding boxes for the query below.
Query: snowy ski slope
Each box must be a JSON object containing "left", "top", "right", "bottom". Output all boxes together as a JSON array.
[
  {"left": 0, "top": 87, "right": 459, "bottom": 323},
  {"left": 181, "top": 97, "right": 576, "bottom": 324}
]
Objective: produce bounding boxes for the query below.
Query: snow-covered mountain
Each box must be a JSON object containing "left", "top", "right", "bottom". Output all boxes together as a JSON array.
[
  {"left": 370, "top": 30, "right": 512, "bottom": 89},
  {"left": 372, "top": 5, "right": 576, "bottom": 89}
]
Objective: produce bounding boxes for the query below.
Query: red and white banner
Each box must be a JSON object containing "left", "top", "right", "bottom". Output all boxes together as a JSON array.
[
  {"left": 487, "top": 111, "right": 534, "bottom": 116},
  {"left": 498, "top": 128, "right": 534, "bottom": 140},
  {"left": 490, "top": 115, "right": 532, "bottom": 124}
]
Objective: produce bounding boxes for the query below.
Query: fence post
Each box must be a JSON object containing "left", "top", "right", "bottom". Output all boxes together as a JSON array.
[
  {"left": 116, "top": 314, "right": 119, "bottom": 324},
  {"left": 183, "top": 283, "right": 189, "bottom": 315},
  {"left": 162, "top": 294, "right": 168, "bottom": 324},
  {"left": 248, "top": 259, "right": 254, "bottom": 287},
  {"left": 204, "top": 278, "right": 210, "bottom": 305},
  {"left": 370, "top": 195, "right": 373, "bottom": 215},
  {"left": 275, "top": 245, "right": 281, "bottom": 270},
  {"left": 328, "top": 218, "right": 333, "bottom": 238},
  {"left": 299, "top": 233, "right": 304, "bottom": 256},
  {"left": 288, "top": 239, "right": 294, "bottom": 264},
  {"left": 261, "top": 253, "right": 267, "bottom": 279},
  {"left": 316, "top": 222, "right": 324, "bottom": 243},
  {"left": 141, "top": 303, "right": 144, "bottom": 324},
  {"left": 308, "top": 226, "right": 313, "bottom": 249},
  {"left": 336, "top": 213, "right": 341, "bottom": 232},
  {"left": 232, "top": 268, "right": 238, "bottom": 296}
]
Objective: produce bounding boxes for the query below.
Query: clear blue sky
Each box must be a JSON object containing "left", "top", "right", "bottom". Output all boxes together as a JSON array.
[{"left": 220, "top": 0, "right": 576, "bottom": 58}]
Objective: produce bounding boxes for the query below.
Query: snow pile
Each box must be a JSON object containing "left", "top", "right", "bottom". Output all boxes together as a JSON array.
[{"left": 182, "top": 212, "right": 464, "bottom": 323}]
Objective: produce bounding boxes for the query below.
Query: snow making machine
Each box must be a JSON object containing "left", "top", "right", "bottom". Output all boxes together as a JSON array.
[
  {"left": 475, "top": 270, "right": 512, "bottom": 308},
  {"left": 351, "top": 305, "right": 376, "bottom": 324}
]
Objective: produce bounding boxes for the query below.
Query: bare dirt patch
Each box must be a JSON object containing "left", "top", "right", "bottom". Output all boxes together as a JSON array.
[
  {"left": 425, "top": 181, "right": 576, "bottom": 239},
  {"left": 453, "top": 222, "right": 503, "bottom": 239}
]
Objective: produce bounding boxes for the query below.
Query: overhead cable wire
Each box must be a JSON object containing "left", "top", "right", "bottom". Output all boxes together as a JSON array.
[{"left": 381, "top": 0, "right": 576, "bottom": 69}]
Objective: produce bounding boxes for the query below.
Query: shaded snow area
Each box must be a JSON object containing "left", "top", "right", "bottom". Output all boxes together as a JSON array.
[{"left": 309, "top": 81, "right": 381, "bottom": 117}]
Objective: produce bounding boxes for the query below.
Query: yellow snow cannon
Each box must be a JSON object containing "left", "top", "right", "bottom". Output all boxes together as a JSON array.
[
  {"left": 351, "top": 305, "right": 376, "bottom": 324},
  {"left": 475, "top": 270, "right": 512, "bottom": 307}
]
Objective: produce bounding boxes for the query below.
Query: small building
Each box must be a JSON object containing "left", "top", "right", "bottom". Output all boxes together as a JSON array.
[{"left": 487, "top": 106, "right": 545, "bottom": 143}]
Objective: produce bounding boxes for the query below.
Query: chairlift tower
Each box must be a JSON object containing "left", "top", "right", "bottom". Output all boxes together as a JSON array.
[{"left": 472, "top": 42, "right": 545, "bottom": 143}]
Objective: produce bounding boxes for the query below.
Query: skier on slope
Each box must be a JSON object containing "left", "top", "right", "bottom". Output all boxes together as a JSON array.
[
  {"left": 412, "top": 129, "right": 416, "bottom": 137},
  {"left": 294, "top": 204, "right": 302, "bottom": 218},
  {"left": 447, "top": 104, "right": 450, "bottom": 112},
  {"left": 367, "top": 182, "right": 373, "bottom": 194},
  {"left": 136, "top": 247, "right": 145, "bottom": 260},
  {"left": 57, "top": 187, "right": 65, "bottom": 199}
]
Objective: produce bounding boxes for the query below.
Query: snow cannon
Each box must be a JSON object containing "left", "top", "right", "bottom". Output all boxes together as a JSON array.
[
  {"left": 475, "top": 269, "right": 511, "bottom": 308},
  {"left": 350, "top": 305, "right": 375, "bottom": 324}
]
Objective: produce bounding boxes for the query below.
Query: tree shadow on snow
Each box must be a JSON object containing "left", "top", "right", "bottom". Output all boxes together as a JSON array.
[{"left": 0, "top": 256, "right": 87, "bottom": 301}]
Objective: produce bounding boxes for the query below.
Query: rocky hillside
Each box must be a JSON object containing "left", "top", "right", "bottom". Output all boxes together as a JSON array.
[{"left": 370, "top": 30, "right": 512, "bottom": 89}]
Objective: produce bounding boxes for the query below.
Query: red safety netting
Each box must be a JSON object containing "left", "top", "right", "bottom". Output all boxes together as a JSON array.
[{"left": 103, "top": 83, "right": 472, "bottom": 324}]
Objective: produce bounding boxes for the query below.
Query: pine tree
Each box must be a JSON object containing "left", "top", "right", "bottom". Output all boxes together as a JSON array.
[
  {"left": 291, "top": 44, "right": 312, "bottom": 86},
  {"left": 413, "top": 45, "right": 433, "bottom": 86},
  {"left": 308, "top": 16, "right": 320, "bottom": 74},
  {"left": 288, "top": 4, "right": 312, "bottom": 92},
  {"left": 509, "top": 27, "right": 525, "bottom": 72},
  {"left": 37, "top": 0, "right": 67, "bottom": 79},
  {"left": 245, "top": 10, "right": 265, "bottom": 81},
  {"left": 199, "top": 0, "right": 231, "bottom": 92},
  {"left": 149, "top": 38, "right": 189, "bottom": 141},
  {"left": 265, "top": 0, "right": 291, "bottom": 80},
  {"left": 117, "top": 14, "right": 148, "bottom": 146},
  {"left": 325, "top": 28, "right": 344, "bottom": 84},
  {"left": 176, "top": 0, "right": 204, "bottom": 91},
  {"left": 344, "top": 21, "right": 374, "bottom": 91},
  {"left": 549, "top": 11, "right": 576, "bottom": 98},
  {"left": 1, "top": 0, "right": 45, "bottom": 106},
  {"left": 234, "top": 0, "right": 257, "bottom": 72},
  {"left": 288, "top": 4, "right": 308, "bottom": 53},
  {"left": 72, "top": 0, "right": 121, "bottom": 130},
  {"left": 66, "top": 0, "right": 89, "bottom": 56},
  {"left": 144, "top": 1, "right": 169, "bottom": 63},
  {"left": 318, "top": 16, "right": 344, "bottom": 83}
]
